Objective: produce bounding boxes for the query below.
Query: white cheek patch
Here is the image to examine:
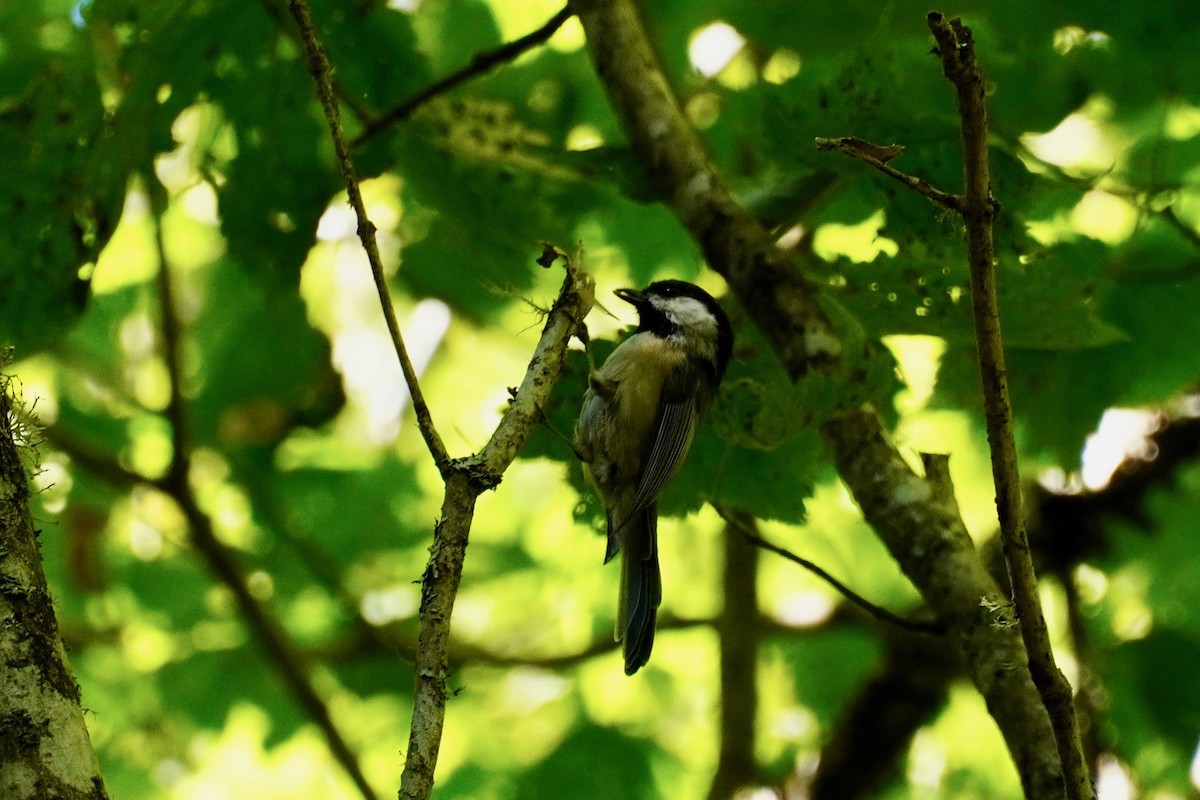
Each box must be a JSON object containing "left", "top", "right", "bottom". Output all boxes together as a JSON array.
[{"left": 654, "top": 296, "right": 715, "bottom": 329}]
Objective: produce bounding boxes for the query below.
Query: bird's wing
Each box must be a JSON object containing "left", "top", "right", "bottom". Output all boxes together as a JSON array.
[{"left": 621, "top": 363, "right": 700, "bottom": 529}]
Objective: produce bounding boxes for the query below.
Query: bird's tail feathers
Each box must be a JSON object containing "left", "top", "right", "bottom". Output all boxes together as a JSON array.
[{"left": 616, "top": 504, "right": 661, "bottom": 675}]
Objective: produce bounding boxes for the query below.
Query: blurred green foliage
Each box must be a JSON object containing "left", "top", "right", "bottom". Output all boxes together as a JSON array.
[{"left": 5, "top": 0, "right": 1200, "bottom": 798}]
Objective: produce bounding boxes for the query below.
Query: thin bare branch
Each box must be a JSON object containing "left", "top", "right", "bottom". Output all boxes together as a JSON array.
[
  {"left": 810, "top": 622, "right": 956, "bottom": 799},
  {"left": 256, "top": 0, "right": 375, "bottom": 123},
  {"left": 715, "top": 506, "right": 942, "bottom": 635},
  {"left": 816, "top": 136, "right": 965, "bottom": 213},
  {"left": 354, "top": 6, "right": 574, "bottom": 146},
  {"left": 447, "top": 615, "right": 711, "bottom": 670},
  {"left": 927, "top": 12, "right": 1092, "bottom": 799},
  {"left": 288, "top": 0, "right": 452, "bottom": 475}
]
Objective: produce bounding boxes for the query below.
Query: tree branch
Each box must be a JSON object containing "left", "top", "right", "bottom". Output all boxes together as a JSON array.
[
  {"left": 354, "top": 6, "right": 574, "bottom": 146},
  {"left": 398, "top": 252, "right": 593, "bottom": 800},
  {"left": 715, "top": 505, "right": 941, "bottom": 634},
  {"left": 569, "top": 1, "right": 1066, "bottom": 795},
  {"left": 447, "top": 615, "right": 710, "bottom": 671},
  {"left": 147, "top": 182, "right": 380, "bottom": 800},
  {"left": 256, "top": 0, "right": 375, "bottom": 124},
  {"left": 289, "top": 0, "right": 452, "bottom": 476},
  {"left": 927, "top": 13, "right": 1092, "bottom": 799},
  {"left": 0, "top": 380, "right": 109, "bottom": 800},
  {"left": 815, "top": 136, "right": 964, "bottom": 213}
]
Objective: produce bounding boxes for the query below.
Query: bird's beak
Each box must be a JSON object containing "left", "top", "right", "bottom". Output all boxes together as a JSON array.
[{"left": 614, "top": 287, "right": 648, "bottom": 307}]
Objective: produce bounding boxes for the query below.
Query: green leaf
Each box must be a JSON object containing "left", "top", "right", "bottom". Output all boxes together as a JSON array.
[
  {"left": 767, "top": 626, "right": 882, "bottom": 725},
  {"left": 156, "top": 647, "right": 305, "bottom": 743},
  {"left": 999, "top": 240, "right": 1126, "bottom": 350},
  {"left": 0, "top": 4, "right": 123, "bottom": 350},
  {"left": 409, "top": 0, "right": 501, "bottom": 76},
  {"left": 514, "top": 726, "right": 654, "bottom": 800},
  {"left": 310, "top": 0, "right": 428, "bottom": 109},
  {"left": 183, "top": 258, "right": 340, "bottom": 449},
  {"left": 393, "top": 112, "right": 579, "bottom": 319},
  {"left": 1111, "top": 629, "right": 1200, "bottom": 756}
]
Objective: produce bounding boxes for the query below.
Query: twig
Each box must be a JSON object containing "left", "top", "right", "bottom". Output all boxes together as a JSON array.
[
  {"left": 715, "top": 506, "right": 942, "bottom": 634},
  {"left": 399, "top": 253, "right": 592, "bottom": 800},
  {"left": 570, "top": 0, "right": 1068, "bottom": 795},
  {"left": 353, "top": 6, "right": 574, "bottom": 146},
  {"left": 288, "top": 0, "right": 452, "bottom": 476},
  {"left": 147, "top": 181, "right": 381, "bottom": 800},
  {"left": 43, "top": 429, "right": 167, "bottom": 493},
  {"left": 255, "top": 0, "right": 375, "bottom": 124},
  {"left": 815, "top": 136, "right": 965, "bottom": 213},
  {"left": 927, "top": 13, "right": 1093, "bottom": 800}
]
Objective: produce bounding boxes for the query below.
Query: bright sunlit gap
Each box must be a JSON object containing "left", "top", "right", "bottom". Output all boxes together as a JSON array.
[
  {"left": 565, "top": 123, "right": 604, "bottom": 151},
  {"left": 1080, "top": 408, "right": 1161, "bottom": 490},
  {"left": 1074, "top": 563, "right": 1109, "bottom": 605},
  {"left": 1037, "top": 466, "right": 1084, "bottom": 495},
  {"left": 1022, "top": 102, "right": 1119, "bottom": 173},
  {"left": 1097, "top": 753, "right": 1135, "bottom": 800},
  {"left": 773, "top": 589, "right": 835, "bottom": 628},
  {"left": 360, "top": 585, "right": 419, "bottom": 626},
  {"left": 813, "top": 209, "right": 898, "bottom": 263},
  {"left": 330, "top": 298, "right": 451, "bottom": 446},
  {"left": 739, "top": 787, "right": 783, "bottom": 800},
  {"left": 762, "top": 48, "right": 801, "bottom": 84},
  {"left": 884, "top": 335, "right": 945, "bottom": 414},
  {"left": 306, "top": 176, "right": 453, "bottom": 447},
  {"left": 1070, "top": 190, "right": 1138, "bottom": 244},
  {"left": 688, "top": 21, "right": 746, "bottom": 78},
  {"left": 1041, "top": 407, "right": 1163, "bottom": 494},
  {"left": 1188, "top": 737, "right": 1200, "bottom": 793},
  {"left": 1109, "top": 566, "right": 1153, "bottom": 642},
  {"left": 908, "top": 729, "right": 947, "bottom": 794},
  {"left": 1166, "top": 102, "right": 1200, "bottom": 140},
  {"left": 1052, "top": 26, "right": 1111, "bottom": 55}
]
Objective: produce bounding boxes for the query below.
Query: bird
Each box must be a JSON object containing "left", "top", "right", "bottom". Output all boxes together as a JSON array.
[{"left": 575, "top": 279, "right": 733, "bottom": 675}]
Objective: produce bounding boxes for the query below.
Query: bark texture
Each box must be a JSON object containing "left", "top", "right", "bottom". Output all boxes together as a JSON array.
[{"left": 0, "top": 384, "right": 108, "bottom": 800}]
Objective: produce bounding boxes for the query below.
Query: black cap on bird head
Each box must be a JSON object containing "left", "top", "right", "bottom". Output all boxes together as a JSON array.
[{"left": 615, "top": 280, "right": 733, "bottom": 377}]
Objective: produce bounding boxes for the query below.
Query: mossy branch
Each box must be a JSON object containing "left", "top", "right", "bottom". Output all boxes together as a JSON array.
[
  {"left": 288, "top": 9, "right": 596, "bottom": 799},
  {"left": 0, "top": 379, "right": 109, "bottom": 799},
  {"left": 397, "top": 253, "right": 592, "bottom": 800}
]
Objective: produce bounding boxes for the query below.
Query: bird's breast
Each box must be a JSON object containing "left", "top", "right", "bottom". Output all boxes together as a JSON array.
[{"left": 577, "top": 334, "right": 687, "bottom": 498}]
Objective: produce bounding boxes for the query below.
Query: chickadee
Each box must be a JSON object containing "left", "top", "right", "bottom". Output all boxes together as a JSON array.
[{"left": 575, "top": 280, "right": 733, "bottom": 675}]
